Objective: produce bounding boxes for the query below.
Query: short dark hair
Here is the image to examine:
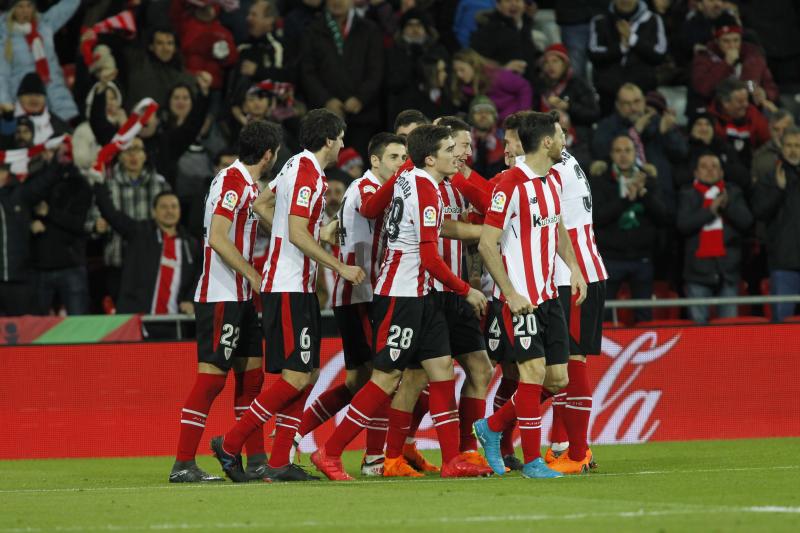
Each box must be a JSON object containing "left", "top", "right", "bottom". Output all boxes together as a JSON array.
[
  {"left": 368, "top": 132, "right": 406, "bottom": 160},
  {"left": 517, "top": 111, "right": 558, "bottom": 153},
  {"left": 716, "top": 79, "right": 748, "bottom": 102},
  {"left": 611, "top": 134, "right": 635, "bottom": 150},
  {"left": 299, "top": 109, "right": 346, "bottom": 152},
  {"left": 152, "top": 190, "right": 179, "bottom": 209},
  {"left": 503, "top": 111, "right": 532, "bottom": 131},
  {"left": 148, "top": 26, "right": 178, "bottom": 44},
  {"left": 435, "top": 116, "right": 470, "bottom": 134},
  {"left": 692, "top": 150, "right": 720, "bottom": 170},
  {"left": 407, "top": 124, "right": 452, "bottom": 167},
  {"left": 238, "top": 119, "right": 283, "bottom": 165},
  {"left": 393, "top": 109, "right": 431, "bottom": 133},
  {"left": 782, "top": 125, "right": 800, "bottom": 143}
]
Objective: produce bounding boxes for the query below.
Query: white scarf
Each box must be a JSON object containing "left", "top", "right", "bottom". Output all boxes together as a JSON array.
[{"left": 14, "top": 101, "right": 54, "bottom": 144}]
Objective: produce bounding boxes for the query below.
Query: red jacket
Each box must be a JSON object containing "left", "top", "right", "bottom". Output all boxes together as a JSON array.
[
  {"left": 691, "top": 41, "right": 779, "bottom": 103},
  {"left": 169, "top": 0, "right": 238, "bottom": 89},
  {"left": 709, "top": 100, "right": 770, "bottom": 151}
]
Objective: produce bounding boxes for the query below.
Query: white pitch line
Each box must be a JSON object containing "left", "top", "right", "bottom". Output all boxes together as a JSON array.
[
  {"left": 1, "top": 506, "right": 799, "bottom": 532},
  {"left": 0, "top": 464, "right": 797, "bottom": 495}
]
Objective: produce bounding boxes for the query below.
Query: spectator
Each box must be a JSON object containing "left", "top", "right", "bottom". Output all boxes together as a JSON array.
[
  {"left": 554, "top": 0, "right": 607, "bottom": 79},
  {"left": 591, "top": 83, "right": 687, "bottom": 209},
  {"left": 93, "top": 186, "right": 200, "bottom": 316},
  {"left": 588, "top": 0, "right": 668, "bottom": 114},
  {"left": 591, "top": 134, "right": 670, "bottom": 322},
  {"left": 336, "top": 147, "right": 363, "bottom": 181},
  {"left": 0, "top": 0, "right": 80, "bottom": 122},
  {"left": 30, "top": 156, "right": 92, "bottom": 316},
  {"left": 752, "top": 126, "right": 800, "bottom": 322},
  {"left": 122, "top": 27, "right": 196, "bottom": 108},
  {"left": 283, "top": 0, "right": 323, "bottom": 65},
  {"left": 393, "top": 108, "right": 431, "bottom": 137},
  {"left": 470, "top": 0, "right": 540, "bottom": 84},
  {"left": 300, "top": 0, "right": 384, "bottom": 157},
  {"left": 452, "top": 0, "right": 494, "bottom": 50},
  {"left": 676, "top": 0, "right": 731, "bottom": 61},
  {"left": 467, "top": 95, "right": 504, "bottom": 178},
  {"left": 708, "top": 78, "right": 770, "bottom": 168},
  {"left": 1, "top": 72, "right": 69, "bottom": 146},
  {"left": 557, "top": 108, "right": 592, "bottom": 168},
  {"left": 89, "top": 136, "right": 171, "bottom": 302},
  {"left": 678, "top": 110, "right": 749, "bottom": 190},
  {"left": 736, "top": 0, "right": 800, "bottom": 85},
  {"left": 0, "top": 157, "right": 57, "bottom": 316},
  {"left": 72, "top": 80, "right": 127, "bottom": 175},
  {"left": 752, "top": 109, "right": 795, "bottom": 183},
  {"left": 451, "top": 48, "right": 532, "bottom": 123},
  {"left": 691, "top": 13, "right": 779, "bottom": 110},
  {"left": 169, "top": 0, "right": 239, "bottom": 92},
  {"left": 385, "top": 8, "right": 450, "bottom": 126},
  {"left": 533, "top": 43, "right": 600, "bottom": 128},
  {"left": 677, "top": 152, "right": 753, "bottom": 323}
]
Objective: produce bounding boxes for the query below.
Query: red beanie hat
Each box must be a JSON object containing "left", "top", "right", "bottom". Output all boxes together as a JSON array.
[
  {"left": 543, "top": 43, "right": 570, "bottom": 65},
  {"left": 337, "top": 147, "right": 363, "bottom": 172}
]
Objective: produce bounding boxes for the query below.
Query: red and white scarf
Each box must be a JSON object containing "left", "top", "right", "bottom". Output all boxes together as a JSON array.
[
  {"left": 91, "top": 98, "right": 159, "bottom": 173},
  {"left": 151, "top": 232, "right": 182, "bottom": 314},
  {"left": 80, "top": 10, "right": 137, "bottom": 68},
  {"left": 19, "top": 21, "right": 50, "bottom": 83},
  {"left": 693, "top": 179, "right": 726, "bottom": 258},
  {"left": 0, "top": 135, "right": 70, "bottom": 178}
]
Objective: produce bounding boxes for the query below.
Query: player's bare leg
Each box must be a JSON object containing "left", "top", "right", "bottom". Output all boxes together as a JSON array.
[
  {"left": 549, "top": 354, "right": 594, "bottom": 474},
  {"left": 171, "top": 362, "right": 227, "bottom": 482},
  {"left": 232, "top": 357, "right": 267, "bottom": 480},
  {"left": 454, "top": 350, "right": 493, "bottom": 467}
]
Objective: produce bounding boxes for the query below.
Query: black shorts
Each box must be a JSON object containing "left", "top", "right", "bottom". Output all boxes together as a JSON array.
[
  {"left": 435, "top": 291, "right": 486, "bottom": 357},
  {"left": 333, "top": 303, "right": 373, "bottom": 370},
  {"left": 558, "top": 281, "right": 606, "bottom": 355},
  {"left": 195, "top": 300, "right": 263, "bottom": 371},
  {"left": 485, "top": 299, "right": 511, "bottom": 363},
  {"left": 261, "top": 292, "right": 321, "bottom": 374},
  {"left": 371, "top": 294, "right": 451, "bottom": 372},
  {"left": 499, "top": 298, "right": 569, "bottom": 365}
]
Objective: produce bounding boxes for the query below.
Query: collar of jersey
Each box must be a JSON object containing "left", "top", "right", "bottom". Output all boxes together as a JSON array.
[
  {"left": 233, "top": 159, "right": 256, "bottom": 185},
  {"left": 515, "top": 160, "right": 548, "bottom": 181},
  {"left": 301, "top": 149, "right": 325, "bottom": 177},
  {"left": 362, "top": 169, "right": 380, "bottom": 185},
  {"left": 412, "top": 166, "right": 438, "bottom": 187}
]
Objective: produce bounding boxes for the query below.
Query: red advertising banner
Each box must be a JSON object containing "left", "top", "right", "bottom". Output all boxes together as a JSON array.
[{"left": 2, "top": 325, "right": 799, "bottom": 459}]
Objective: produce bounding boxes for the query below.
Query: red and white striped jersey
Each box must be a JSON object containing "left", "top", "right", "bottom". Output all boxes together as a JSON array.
[
  {"left": 552, "top": 150, "right": 608, "bottom": 286},
  {"left": 195, "top": 160, "right": 259, "bottom": 303},
  {"left": 262, "top": 150, "right": 328, "bottom": 294},
  {"left": 374, "top": 168, "right": 442, "bottom": 297},
  {"left": 484, "top": 161, "right": 563, "bottom": 306},
  {"left": 331, "top": 170, "right": 385, "bottom": 306},
  {"left": 433, "top": 178, "right": 465, "bottom": 293}
]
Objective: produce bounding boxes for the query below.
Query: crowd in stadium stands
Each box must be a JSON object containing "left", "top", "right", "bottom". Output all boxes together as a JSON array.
[{"left": 0, "top": 0, "right": 799, "bottom": 323}]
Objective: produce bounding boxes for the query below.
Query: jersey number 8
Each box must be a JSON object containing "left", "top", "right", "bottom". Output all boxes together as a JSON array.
[{"left": 386, "top": 198, "right": 404, "bottom": 241}]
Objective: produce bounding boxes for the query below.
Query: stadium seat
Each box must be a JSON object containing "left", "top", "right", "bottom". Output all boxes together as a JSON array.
[
  {"left": 613, "top": 283, "right": 635, "bottom": 326},
  {"left": 709, "top": 316, "right": 770, "bottom": 325},
  {"left": 760, "top": 278, "right": 772, "bottom": 320},
  {"left": 636, "top": 319, "right": 695, "bottom": 327},
  {"left": 783, "top": 316, "right": 800, "bottom": 323},
  {"left": 652, "top": 281, "right": 680, "bottom": 320},
  {"left": 657, "top": 86, "right": 689, "bottom": 126},
  {"left": 602, "top": 321, "right": 621, "bottom": 329}
]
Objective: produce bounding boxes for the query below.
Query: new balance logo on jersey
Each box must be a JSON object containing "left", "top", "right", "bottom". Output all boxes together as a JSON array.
[
  {"left": 530, "top": 197, "right": 538, "bottom": 204},
  {"left": 532, "top": 213, "right": 560, "bottom": 227},
  {"left": 390, "top": 348, "right": 401, "bottom": 361}
]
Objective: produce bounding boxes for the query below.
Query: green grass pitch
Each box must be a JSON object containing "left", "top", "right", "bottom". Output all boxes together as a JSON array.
[{"left": 1, "top": 438, "right": 798, "bottom": 532}]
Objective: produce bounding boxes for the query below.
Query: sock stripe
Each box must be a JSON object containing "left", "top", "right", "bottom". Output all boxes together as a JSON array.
[
  {"left": 350, "top": 405, "right": 369, "bottom": 421},
  {"left": 181, "top": 408, "right": 207, "bottom": 418},
  {"left": 180, "top": 419, "right": 205, "bottom": 428},
  {"left": 345, "top": 412, "right": 367, "bottom": 428},
  {"left": 567, "top": 396, "right": 593, "bottom": 401},
  {"left": 234, "top": 406, "right": 248, "bottom": 411},
  {"left": 433, "top": 418, "right": 459, "bottom": 427},
  {"left": 314, "top": 400, "right": 333, "bottom": 420},
  {"left": 309, "top": 403, "right": 327, "bottom": 422},
  {"left": 251, "top": 399, "right": 273, "bottom": 420},
  {"left": 430, "top": 409, "right": 458, "bottom": 419},
  {"left": 278, "top": 414, "right": 302, "bottom": 424},
  {"left": 565, "top": 405, "right": 592, "bottom": 411}
]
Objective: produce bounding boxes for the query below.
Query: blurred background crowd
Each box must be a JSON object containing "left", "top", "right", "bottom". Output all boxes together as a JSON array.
[{"left": 0, "top": 0, "right": 799, "bottom": 324}]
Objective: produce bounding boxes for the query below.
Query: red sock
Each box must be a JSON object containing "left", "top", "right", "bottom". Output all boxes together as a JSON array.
[
  {"left": 234, "top": 368, "right": 265, "bottom": 458},
  {"left": 325, "top": 381, "right": 390, "bottom": 457},
  {"left": 550, "top": 391, "right": 569, "bottom": 444},
  {"left": 428, "top": 379, "right": 459, "bottom": 463},
  {"left": 458, "top": 396, "right": 485, "bottom": 452},
  {"left": 565, "top": 359, "right": 592, "bottom": 461},
  {"left": 516, "top": 382, "right": 543, "bottom": 464},
  {"left": 493, "top": 378, "right": 518, "bottom": 457},
  {"left": 407, "top": 386, "right": 429, "bottom": 439},
  {"left": 269, "top": 386, "right": 310, "bottom": 467},
  {"left": 222, "top": 378, "right": 301, "bottom": 455},
  {"left": 488, "top": 394, "right": 516, "bottom": 432},
  {"left": 385, "top": 407, "right": 412, "bottom": 459},
  {"left": 365, "top": 396, "right": 390, "bottom": 456},
  {"left": 176, "top": 373, "right": 227, "bottom": 462},
  {"left": 299, "top": 383, "right": 353, "bottom": 436}
]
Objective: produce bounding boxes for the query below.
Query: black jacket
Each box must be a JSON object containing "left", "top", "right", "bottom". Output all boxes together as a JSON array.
[
  {"left": 0, "top": 165, "right": 57, "bottom": 282},
  {"left": 29, "top": 164, "right": 92, "bottom": 271},
  {"left": 591, "top": 168, "right": 671, "bottom": 260},
  {"left": 556, "top": 0, "right": 607, "bottom": 26},
  {"left": 385, "top": 41, "right": 453, "bottom": 127},
  {"left": 588, "top": 1, "right": 667, "bottom": 105},
  {"left": 751, "top": 159, "right": 800, "bottom": 271},
  {"left": 300, "top": 13, "right": 384, "bottom": 126},
  {"left": 676, "top": 137, "right": 750, "bottom": 191},
  {"left": 470, "top": 11, "right": 540, "bottom": 83},
  {"left": 533, "top": 74, "right": 600, "bottom": 127},
  {"left": 94, "top": 183, "right": 201, "bottom": 314},
  {"left": 676, "top": 182, "right": 752, "bottom": 286}
]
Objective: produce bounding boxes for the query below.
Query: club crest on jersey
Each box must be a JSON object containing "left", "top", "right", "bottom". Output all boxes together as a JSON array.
[
  {"left": 221, "top": 190, "right": 238, "bottom": 211},
  {"left": 423, "top": 206, "right": 437, "bottom": 227},
  {"left": 301, "top": 351, "right": 311, "bottom": 364},
  {"left": 224, "top": 347, "right": 233, "bottom": 360},
  {"left": 520, "top": 337, "right": 531, "bottom": 350},
  {"left": 491, "top": 191, "right": 507, "bottom": 212},
  {"left": 390, "top": 348, "right": 401, "bottom": 361},
  {"left": 296, "top": 186, "right": 312, "bottom": 207},
  {"left": 488, "top": 339, "right": 500, "bottom": 351}
]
